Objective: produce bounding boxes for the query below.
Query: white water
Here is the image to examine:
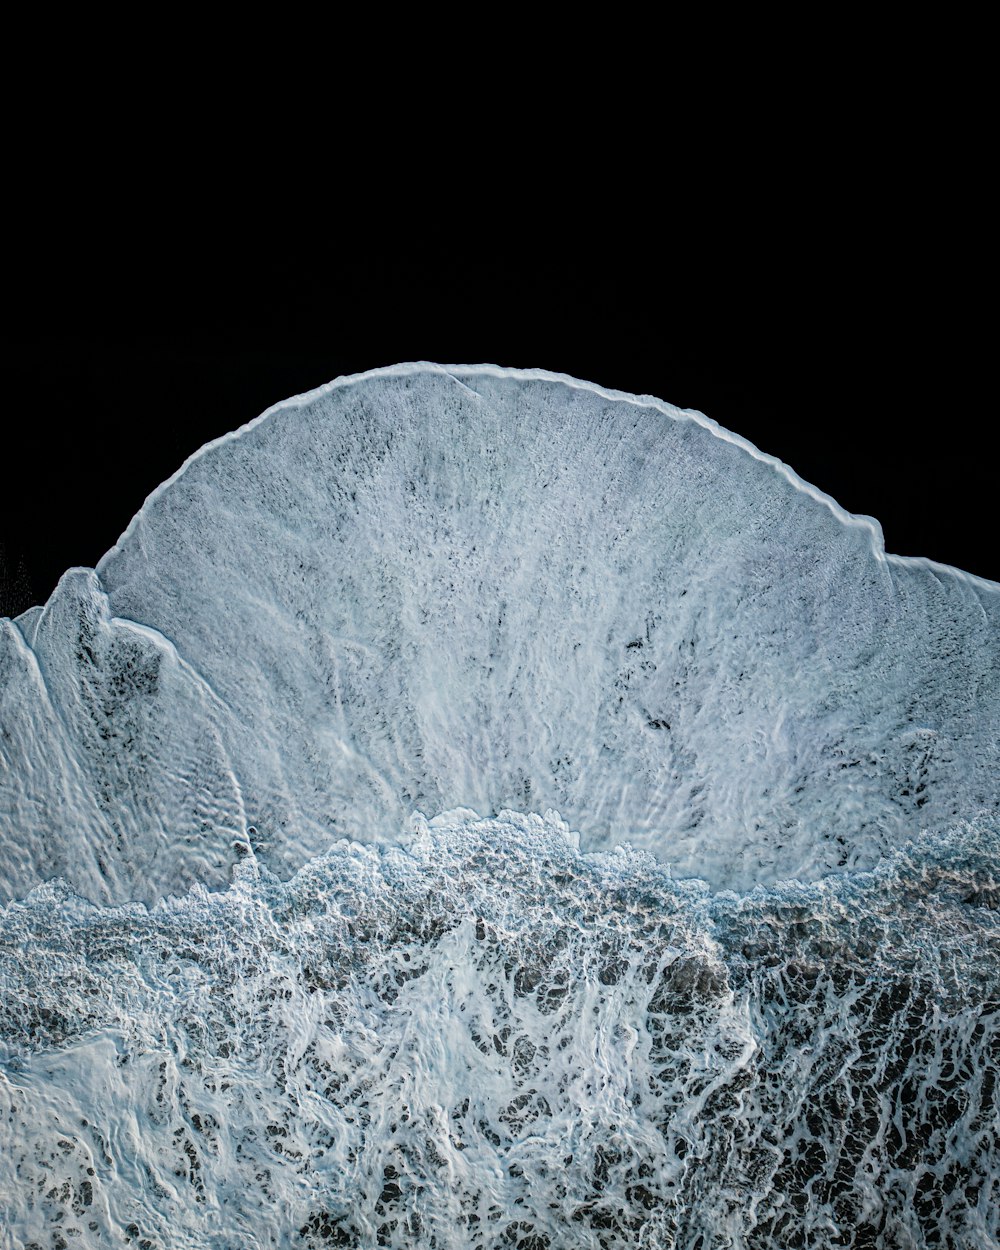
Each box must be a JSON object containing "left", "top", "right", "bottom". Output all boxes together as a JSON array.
[
  {"left": 1, "top": 812, "right": 998, "bottom": 1248},
  {"left": 1, "top": 365, "right": 998, "bottom": 1248},
  {"left": 3, "top": 366, "right": 998, "bottom": 904}
]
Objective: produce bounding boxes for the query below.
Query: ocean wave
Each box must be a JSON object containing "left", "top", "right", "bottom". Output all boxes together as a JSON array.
[{"left": 2, "top": 809, "right": 997, "bottom": 1248}]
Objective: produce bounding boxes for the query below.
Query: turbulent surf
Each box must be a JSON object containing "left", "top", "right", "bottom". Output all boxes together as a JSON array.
[{"left": 1, "top": 365, "right": 997, "bottom": 1248}]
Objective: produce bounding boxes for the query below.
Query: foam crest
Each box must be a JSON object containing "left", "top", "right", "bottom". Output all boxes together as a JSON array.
[{"left": 4, "top": 366, "right": 997, "bottom": 900}]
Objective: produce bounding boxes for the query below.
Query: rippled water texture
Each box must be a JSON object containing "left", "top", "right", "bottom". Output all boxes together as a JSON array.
[{"left": 1, "top": 365, "right": 998, "bottom": 1248}]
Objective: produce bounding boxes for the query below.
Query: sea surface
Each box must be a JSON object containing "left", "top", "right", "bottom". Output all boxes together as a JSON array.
[{"left": 1, "top": 365, "right": 997, "bottom": 1248}]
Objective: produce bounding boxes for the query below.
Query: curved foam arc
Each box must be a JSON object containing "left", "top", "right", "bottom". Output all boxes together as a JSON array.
[
  {"left": 2, "top": 363, "right": 998, "bottom": 906},
  {"left": 99, "top": 364, "right": 893, "bottom": 572},
  {"left": 94, "top": 361, "right": 1000, "bottom": 596}
]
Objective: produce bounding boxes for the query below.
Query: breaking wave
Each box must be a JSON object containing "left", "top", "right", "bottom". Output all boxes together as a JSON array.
[
  {"left": 2, "top": 811, "right": 998, "bottom": 1248},
  {"left": 2, "top": 366, "right": 999, "bottom": 1248}
]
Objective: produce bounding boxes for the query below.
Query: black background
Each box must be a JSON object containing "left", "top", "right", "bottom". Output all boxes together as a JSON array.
[{"left": 1, "top": 205, "right": 993, "bottom": 617}]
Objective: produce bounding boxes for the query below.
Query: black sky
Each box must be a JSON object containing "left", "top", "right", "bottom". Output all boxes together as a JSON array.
[{"left": 1, "top": 224, "right": 993, "bottom": 616}]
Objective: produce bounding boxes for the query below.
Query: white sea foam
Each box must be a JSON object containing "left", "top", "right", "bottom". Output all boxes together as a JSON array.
[
  {"left": 2, "top": 365, "right": 998, "bottom": 902},
  {"left": 1, "top": 365, "right": 998, "bottom": 1248},
  {"left": 1, "top": 810, "right": 997, "bottom": 1249}
]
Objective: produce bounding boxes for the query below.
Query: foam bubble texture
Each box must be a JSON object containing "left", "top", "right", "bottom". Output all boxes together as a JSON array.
[
  {"left": 1, "top": 811, "right": 997, "bottom": 1249},
  {"left": 3, "top": 365, "right": 996, "bottom": 902},
  {"left": 2, "top": 365, "right": 998, "bottom": 1247}
]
